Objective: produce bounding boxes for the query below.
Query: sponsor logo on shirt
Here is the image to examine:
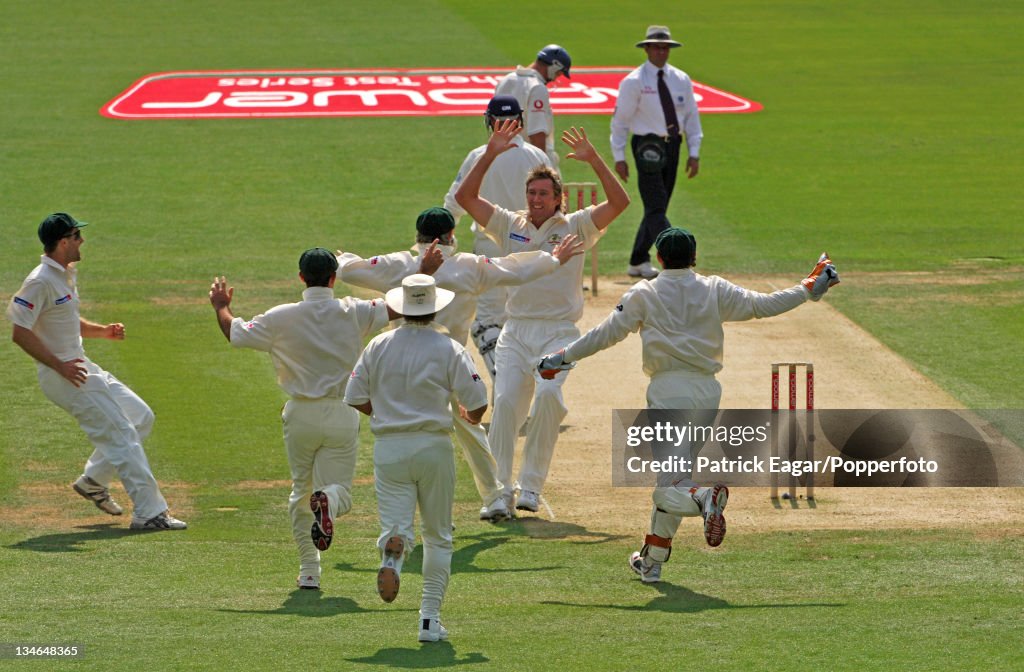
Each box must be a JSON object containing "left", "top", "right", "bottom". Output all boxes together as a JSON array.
[
  {"left": 472, "top": 373, "right": 481, "bottom": 382},
  {"left": 243, "top": 321, "right": 256, "bottom": 330},
  {"left": 370, "top": 257, "right": 380, "bottom": 265},
  {"left": 510, "top": 233, "right": 531, "bottom": 243},
  {"left": 533, "top": 99, "right": 544, "bottom": 110},
  {"left": 55, "top": 294, "right": 73, "bottom": 305},
  {"left": 616, "top": 304, "right": 624, "bottom": 312},
  {"left": 13, "top": 296, "right": 34, "bottom": 310}
]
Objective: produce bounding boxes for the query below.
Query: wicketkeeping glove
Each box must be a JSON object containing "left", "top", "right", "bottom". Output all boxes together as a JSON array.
[
  {"left": 801, "top": 252, "right": 840, "bottom": 301},
  {"left": 538, "top": 349, "right": 576, "bottom": 380}
]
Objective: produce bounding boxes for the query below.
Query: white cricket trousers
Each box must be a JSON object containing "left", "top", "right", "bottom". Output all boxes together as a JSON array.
[
  {"left": 374, "top": 432, "right": 455, "bottom": 621},
  {"left": 281, "top": 397, "right": 360, "bottom": 578},
  {"left": 451, "top": 397, "right": 503, "bottom": 505},
  {"left": 645, "top": 371, "right": 722, "bottom": 540},
  {"left": 39, "top": 358, "right": 168, "bottom": 520},
  {"left": 488, "top": 318, "right": 579, "bottom": 496}
]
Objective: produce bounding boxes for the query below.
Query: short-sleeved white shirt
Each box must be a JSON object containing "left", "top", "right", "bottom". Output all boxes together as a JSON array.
[
  {"left": 6, "top": 256, "right": 84, "bottom": 366},
  {"left": 344, "top": 322, "right": 488, "bottom": 436},
  {"left": 230, "top": 286, "right": 389, "bottom": 399},
  {"left": 495, "top": 66, "right": 557, "bottom": 166},
  {"left": 484, "top": 205, "right": 604, "bottom": 322}
]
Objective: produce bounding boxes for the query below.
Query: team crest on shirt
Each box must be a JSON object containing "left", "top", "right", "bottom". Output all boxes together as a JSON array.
[
  {"left": 545, "top": 234, "right": 562, "bottom": 246},
  {"left": 510, "top": 233, "right": 530, "bottom": 243},
  {"left": 55, "top": 294, "right": 73, "bottom": 305},
  {"left": 13, "top": 297, "right": 34, "bottom": 310},
  {"left": 616, "top": 304, "right": 624, "bottom": 312},
  {"left": 370, "top": 257, "right": 380, "bottom": 265}
]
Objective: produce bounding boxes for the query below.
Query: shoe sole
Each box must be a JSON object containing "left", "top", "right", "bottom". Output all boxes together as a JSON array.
[
  {"left": 73, "top": 482, "right": 123, "bottom": 516},
  {"left": 704, "top": 484, "right": 729, "bottom": 547},
  {"left": 418, "top": 631, "right": 449, "bottom": 643},
  {"left": 377, "top": 536, "right": 404, "bottom": 603},
  {"left": 310, "top": 492, "right": 333, "bottom": 551}
]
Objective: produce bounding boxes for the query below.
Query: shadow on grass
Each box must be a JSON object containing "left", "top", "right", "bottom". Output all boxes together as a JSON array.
[
  {"left": 6, "top": 523, "right": 138, "bottom": 553},
  {"left": 332, "top": 530, "right": 566, "bottom": 577},
  {"left": 218, "top": 588, "right": 415, "bottom": 618},
  {"left": 346, "top": 641, "right": 487, "bottom": 668},
  {"left": 492, "top": 517, "right": 630, "bottom": 546},
  {"left": 544, "top": 581, "right": 844, "bottom": 613}
]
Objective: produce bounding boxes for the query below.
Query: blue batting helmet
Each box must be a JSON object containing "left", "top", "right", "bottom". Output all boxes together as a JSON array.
[{"left": 537, "top": 44, "right": 572, "bottom": 80}]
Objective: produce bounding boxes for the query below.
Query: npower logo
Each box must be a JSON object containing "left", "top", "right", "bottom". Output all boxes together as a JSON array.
[{"left": 101, "top": 68, "right": 762, "bottom": 120}]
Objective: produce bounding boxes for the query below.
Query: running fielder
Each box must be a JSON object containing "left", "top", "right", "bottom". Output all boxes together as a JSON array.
[
  {"left": 345, "top": 274, "right": 488, "bottom": 643},
  {"left": 208, "top": 247, "right": 439, "bottom": 590},
  {"left": 539, "top": 228, "right": 839, "bottom": 582}
]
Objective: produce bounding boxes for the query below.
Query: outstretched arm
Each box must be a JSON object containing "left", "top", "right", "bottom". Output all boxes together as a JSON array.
[
  {"left": 562, "top": 127, "right": 630, "bottom": 231},
  {"left": 453, "top": 118, "right": 521, "bottom": 228}
]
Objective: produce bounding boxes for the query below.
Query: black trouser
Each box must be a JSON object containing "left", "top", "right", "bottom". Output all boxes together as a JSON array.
[{"left": 629, "top": 134, "right": 682, "bottom": 266}]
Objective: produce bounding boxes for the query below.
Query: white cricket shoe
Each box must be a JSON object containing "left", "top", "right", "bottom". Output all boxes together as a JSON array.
[
  {"left": 479, "top": 495, "right": 512, "bottom": 522},
  {"left": 129, "top": 511, "right": 187, "bottom": 531},
  {"left": 627, "top": 262, "right": 659, "bottom": 279},
  {"left": 515, "top": 489, "right": 540, "bottom": 513},
  {"left": 296, "top": 574, "right": 320, "bottom": 590},
  {"left": 418, "top": 618, "right": 449, "bottom": 642},
  {"left": 695, "top": 484, "right": 729, "bottom": 547},
  {"left": 72, "top": 475, "right": 123, "bottom": 516},
  {"left": 377, "top": 535, "right": 404, "bottom": 603},
  {"left": 629, "top": 551, "right": 662, "bottom": 583}
]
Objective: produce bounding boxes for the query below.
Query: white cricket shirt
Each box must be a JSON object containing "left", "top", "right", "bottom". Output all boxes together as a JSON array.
[
  {"left": 6, "top": 256, "right": 85, "bottom": 366},
  {"left": 344, "top": 322, "right": 488, "bottom": 436},
  {"left": 495, "top": 66, "right": 558, "bottom": 165},
  {"left": 610, "top": 61, "right": 704, "bottom": 162},
  {"left": 484, "top": 205, "right": 604, "bottom": 322},
  {"left": 230, "top": 286, "right": 389, "bottom": 399},
  {"left": 564, "top": 268, "right": 809, "bottom": 376}
]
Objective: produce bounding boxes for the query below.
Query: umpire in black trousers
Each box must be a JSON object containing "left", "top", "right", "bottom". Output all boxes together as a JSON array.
[{"left": 611, "top": 25, "right": 703, "bottom": 279}]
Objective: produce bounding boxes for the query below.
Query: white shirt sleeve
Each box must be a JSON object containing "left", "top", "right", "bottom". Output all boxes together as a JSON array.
[
  {"left": 6, "top": 278, "right": 47, "bottom": 330},
  {"left": 343, "top": 347, "right": 372, "bottom": 406},
  {"left": 564, "top": 287, "right": 645, "bottom": 362},
  {"left": 338, "top": 252, "right": 411, "bottom": 294},
  {"left": 483, "top": 206, "right": 516, "bottom": 252},
  {"left": 678, "top": 74, "right": 703, "bottom": 158},
  {"left": 354, "top": 297, "right": 391, "bottom": 338},
  {"left": 473, "top": 250, "right": 560, "bottom": 291},
  {"left": 230, "top": 313, "right": 274, "bottom": 352},
  {"left": 449, "top": 346, "right": 489, "bottom": 411},
  {"left": 715, "top": 279, "right": 808, "bottom": 322},
  {"left": 610, "top": 75, "right": 641, "bottom": 162}
]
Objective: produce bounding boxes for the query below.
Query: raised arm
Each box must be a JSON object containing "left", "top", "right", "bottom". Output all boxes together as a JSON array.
[
  {"left": 208, "top": 276, "right": 236, "bottom": 341},
  {"left": 561, "top": 127, "right": 630, "bottom": 231},
  {"left": 453, "top": 118, "right": 522, "bottom": 229}
]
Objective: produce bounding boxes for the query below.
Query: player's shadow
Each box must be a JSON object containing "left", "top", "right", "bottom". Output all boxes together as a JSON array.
[
  {"left": 543, "top": 581, "right": 843, "bottom": 613},
  {"left": 217, "top": 588, "right": 393, "bottom": 618},
  {"left": 6, "top": 523, "right": 139, "bottom": 553},
  {"left": 451, "top": 531, "right": 561, "bottom": 574},
  {"left": 346, "top": 642, "right": 488, "bottom": 668},
  {"left": 511, "top": 518, "right": 630, "bottom": 546}
]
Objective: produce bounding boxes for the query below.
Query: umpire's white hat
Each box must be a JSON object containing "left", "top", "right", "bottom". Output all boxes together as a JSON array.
[{"left": 385, "top": 274, "right": 455, "bottom": 317}]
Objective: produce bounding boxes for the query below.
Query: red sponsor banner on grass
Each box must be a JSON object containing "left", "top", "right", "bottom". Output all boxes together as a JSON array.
[{"left": 101, "top": 68, "right": 761, "bottom": 119}]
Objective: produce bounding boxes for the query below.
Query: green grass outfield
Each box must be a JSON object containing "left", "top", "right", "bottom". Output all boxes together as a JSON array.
[{"left": 1, "top": 1, "right": 1022, "bottom": 669}]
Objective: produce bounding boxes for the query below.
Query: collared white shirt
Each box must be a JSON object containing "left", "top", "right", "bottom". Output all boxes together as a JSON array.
[
  {"left": 495, "top": 66, "right": 558, "bottom": 166},
  {"left": 564, "top": 268, "right": 809, "bottom": 377},
  {"left": 484, "top": 205, "right": 604, "bottom": 322},
  {"left": 230, "top": 286, "right": 389, "bottom": 399},
  {"left": 610, "top": 60, "right": 703, "bottom": 162},
  {"left": 345, "top": 322, "right": 488, "bottom": 436},
  {"left": 6, "top": 256, "right": 84, "bottom": 365},
  {"left": 338, "top": 245, "right": 560, "bottom": 345}
]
